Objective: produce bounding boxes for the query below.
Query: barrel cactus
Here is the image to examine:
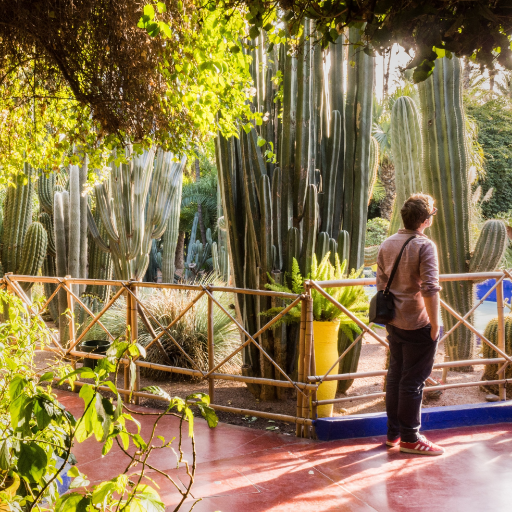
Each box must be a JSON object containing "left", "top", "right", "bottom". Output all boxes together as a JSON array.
[
  {"left": 481, "top": 315, "right": 512, "bottom": 395},
  {"left": 418, "top": 57, "right": 507, "bottom": 367}
]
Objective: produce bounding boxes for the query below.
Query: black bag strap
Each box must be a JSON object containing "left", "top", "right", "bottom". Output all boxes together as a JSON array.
[{"left": 384, "top": 236, "right": 417, "bottom": 295}]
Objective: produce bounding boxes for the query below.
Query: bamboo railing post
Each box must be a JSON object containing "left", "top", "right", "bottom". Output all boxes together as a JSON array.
[
  {"left": 208, "top": 291, "right": 215, "bottom": 402},
  {"left": 296, "top": 296, "right": 307, "bottom": 438},
  {"left": 302, "top": 282, "right": 314, "bottom": 438},
  {"left": 124, "top": 285, "right": 131, "bottom": 400},
  {"left": 65, "top": 276, "right": 78, "bottom": 383},
  {"left": 129, "top": 280, "right": 141, "bottom": 405},
  {"left": 496, "top": 279, "right": 507, "bottom": 400}
]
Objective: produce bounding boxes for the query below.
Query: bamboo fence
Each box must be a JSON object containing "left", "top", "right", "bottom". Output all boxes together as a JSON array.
[{"left": 3, "top": 269, "right": 511, "bottom": 439}]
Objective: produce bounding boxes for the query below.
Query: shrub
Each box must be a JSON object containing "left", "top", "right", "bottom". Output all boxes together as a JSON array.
[
  {"left": 365, "top": 217, "right": 390, "bottom": 246},
  {"left": 83, "top": 278, "right": 241, "bottom": 380}
]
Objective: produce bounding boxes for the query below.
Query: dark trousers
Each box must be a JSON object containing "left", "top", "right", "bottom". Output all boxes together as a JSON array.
[{"left": 386, "top": 323, "right": 438, "bottom": 443}]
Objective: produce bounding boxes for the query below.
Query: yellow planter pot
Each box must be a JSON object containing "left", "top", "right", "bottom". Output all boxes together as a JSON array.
[{"left": 312, "top": 320, "right": 340, "bottom": 418}]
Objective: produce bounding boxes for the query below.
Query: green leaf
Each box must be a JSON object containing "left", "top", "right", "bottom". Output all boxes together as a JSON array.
[
  {"left": 129, "top": 488, "right": 165, "bottom": 512},
  {"left": 0, "top": 442, "right": 10, "bottom": 470},
  {"left": 92, "top": 480, "right": 117, "bottom": 506},
  {"left": 142, "top": 386, "right": 171, "bottom": 401},
  {"left": 196, "top": 403, "right": 218, "bottom": 428},
  {"left": 143, "top": 4, "right": 155, "bottom": 19},
  {"left": 257, "top": 136, "right": 266, "bottom": 147},
  {"left": 249, "top": 25, "right": 260, "bottom": 40},
  {"left": 67, "top": 466, "right": 80, "bottom": 478},
  {"left": 230, "top": 45, "right": 241, "bottom": 54},
  {"left": 9, "top": 375, "right": 28, "bottom": 401},
  {"left": 156, "top": 1, "right": 166, "bottom": 13},
  {"left": 33, "top": 397, "right": 52, "bottom": 430},
  {"left": 17, "top": 442, "right": 47, "bottom": 483},
  {"left": 55, "top": 493, "right": 92, "bottom": 512},
  {"left": 69, "top": 474, "right": 91, "bottom": 489},
  {"left": 38, "top": 371, "right": 54, "bottom": 384}
]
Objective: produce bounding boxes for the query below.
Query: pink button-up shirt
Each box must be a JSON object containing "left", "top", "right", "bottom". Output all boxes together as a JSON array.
[{"left": 376, "top": 229, "right": 441, "bottom": 330}]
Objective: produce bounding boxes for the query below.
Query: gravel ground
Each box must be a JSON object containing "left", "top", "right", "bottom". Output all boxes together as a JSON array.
[{"left": 36, "top": 324, "right": 492, "bottom": 436}]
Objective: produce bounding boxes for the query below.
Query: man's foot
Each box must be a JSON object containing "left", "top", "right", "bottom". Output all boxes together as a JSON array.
[
  {"left": 400, "top": 435, "right": 445, "bottom": 456},
  {"left": 386, "top": 437, "right": 400, "bottom": 448}
]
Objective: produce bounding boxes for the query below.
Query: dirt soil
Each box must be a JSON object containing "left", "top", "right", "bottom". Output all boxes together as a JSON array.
[{"left": 36, "top": 323, "right": 492, "bottom": 437}]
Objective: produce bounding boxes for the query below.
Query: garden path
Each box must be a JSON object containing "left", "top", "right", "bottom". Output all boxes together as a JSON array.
[{"left": 56, "top": 389, "right": 512, "bottom": 511}]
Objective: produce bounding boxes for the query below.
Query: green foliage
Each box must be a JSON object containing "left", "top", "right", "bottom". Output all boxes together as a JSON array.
[
  {"left": 365, "top": 218, "right": 390, "bottom": 247},
  {"left": 0, "top": 2, "right": 258, "bottom": 180},
  {"left": 83, "top": 277, "right": 241, "bottom": 379},
  {"left": 239, "top": 1, "right": 512, "bottom": 80},
  {"left": 467, "top": 98, "right": 512, "bottom": 218},
  {"left": 263, "top": 254, "right": 368, "bottom": 338},
  {"left": 0, "top": 288, "right": 217, "bottom": 510}
]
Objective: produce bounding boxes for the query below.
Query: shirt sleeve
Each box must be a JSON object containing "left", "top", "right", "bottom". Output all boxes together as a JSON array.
[
  {"left": 376, "top": 246, "right": 387, "bottom": 292},
  {"left": 419, "top": 241, "right": 442, "bottom": 297}
]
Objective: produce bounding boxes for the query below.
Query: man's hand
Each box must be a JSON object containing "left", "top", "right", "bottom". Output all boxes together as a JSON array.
[{"left": 424, "top": 292, "right": 440, "bottom": 341}]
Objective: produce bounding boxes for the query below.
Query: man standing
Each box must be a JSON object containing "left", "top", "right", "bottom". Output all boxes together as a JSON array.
[{"left": 377, "top": 194, "right": 444, "bottom": 455}]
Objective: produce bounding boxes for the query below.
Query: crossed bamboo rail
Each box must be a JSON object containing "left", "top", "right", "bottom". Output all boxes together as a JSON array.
[{"left": 3, "top": 270, "right": 511, "bottom": 439}]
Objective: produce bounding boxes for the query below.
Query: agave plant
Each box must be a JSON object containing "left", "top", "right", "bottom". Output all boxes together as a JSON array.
[{"left": 263, "top": 254, "right": 369, "bottom": 339}]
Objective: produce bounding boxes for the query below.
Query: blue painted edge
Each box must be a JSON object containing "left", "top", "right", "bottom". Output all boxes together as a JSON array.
[{"left": 314, "top": 400, "right": 512, "bottom": 441}]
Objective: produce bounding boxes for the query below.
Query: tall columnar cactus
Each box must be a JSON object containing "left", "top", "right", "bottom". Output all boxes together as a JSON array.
[
  {"left": 38, "top": 174, "right": 64, "bottom": 323},
  {"left": 1, "top": 164, "right": 48, "bottom": 293},
  {"left": 343, "top": 26, "right": 375, "bottom": 270},
  {"left": 216, "top": 21, "right": 375, "bottom": 397},
  {"left": 481, "top": 315, "right": 512, "bottom": 394},
  {"left": 389, "top": 96, "right": 424, "bottom": 235},
  {"left": 161, "top": 170, "right": 183, "bottom": 283},
  {"left": 88, "top": 146, "right": 186, "bottom": 281},
  {"left": 84, "top": 205, "right": 113, "bottom": 304},
  {"left": 418, "top": 57, "right": 507, "bottom": 367}
]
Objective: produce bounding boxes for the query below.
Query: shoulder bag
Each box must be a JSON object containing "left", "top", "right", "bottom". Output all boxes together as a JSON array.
[{"left": 369, "top": 236, "right": 416, "bottom": 325}]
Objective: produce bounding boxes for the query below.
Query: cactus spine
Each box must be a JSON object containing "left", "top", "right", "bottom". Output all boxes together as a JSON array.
[
  {"left": 1, "top": 164, "right": 47, "bottom": 294},
  {"left": 418, "top": 57, "right": 507, "bottom": 366},
  {"left": 89, "top": 147, "right": 186, "bottom": 281}
]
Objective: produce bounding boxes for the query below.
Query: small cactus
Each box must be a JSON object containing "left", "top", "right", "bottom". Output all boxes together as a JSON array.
[{"left": 481, "top": 315, "right": 512, "bottom": 395}]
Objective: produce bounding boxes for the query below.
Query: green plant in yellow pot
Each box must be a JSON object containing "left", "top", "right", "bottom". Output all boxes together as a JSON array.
[{"left": 263, "top": 253, "right": 369, "bottom": 417}]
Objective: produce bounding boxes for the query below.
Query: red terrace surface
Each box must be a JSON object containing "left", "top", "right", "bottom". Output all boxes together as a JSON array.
[{"left": 57, "top": 389, "right": 512, "bottom": 512}]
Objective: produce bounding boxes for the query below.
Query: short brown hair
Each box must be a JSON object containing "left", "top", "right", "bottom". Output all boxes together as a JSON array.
[{"left": 401, "top": 194, "right": 434, "bottom": 230}]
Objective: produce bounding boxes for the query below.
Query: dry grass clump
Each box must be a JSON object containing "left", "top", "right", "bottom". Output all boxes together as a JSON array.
[{"left": 83, "top": 284, "right": 241, "bottom": 380}]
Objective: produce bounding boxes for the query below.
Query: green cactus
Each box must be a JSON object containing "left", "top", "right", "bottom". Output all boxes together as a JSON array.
[
  {"left": 215, "top": 22, "right": 376, "bottom": 396},
  {"left": 88, "top": 147, "right": 186, "bottom": 281},
  {"left": 1, "top": 164, "right": 47, "bottom": 294},
  {"left": 389, "top": 96, "right": 424, "bottom": 235},
  {"left": 343, "top": 26, "right": 375, "bottom": 270},
  {"left": 368, "top": 136, "right": 379, "bottom": 206},
  {"left": 418, "top": 57, "right": 508, "bottom": 367},
  {"left": 84, "top": 205, "right": 113, "bottom": 304},
  {"left": 481, "top": 315, "right": 512, "bottom": 395},
  {"left": 161, "top": 167, "right": 183, "bottom": 283}
]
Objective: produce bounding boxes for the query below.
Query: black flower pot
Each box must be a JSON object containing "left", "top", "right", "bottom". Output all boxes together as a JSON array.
[{"left": 80, "top": 340, "right": 111, "bottom": 370}]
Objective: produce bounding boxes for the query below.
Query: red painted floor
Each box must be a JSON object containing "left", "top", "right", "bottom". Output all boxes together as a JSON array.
[{"left": 57, "top": 390, "right": 512, "bottom": 511}]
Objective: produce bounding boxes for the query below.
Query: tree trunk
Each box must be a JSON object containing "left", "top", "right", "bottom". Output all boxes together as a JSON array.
[
  {"left": 380, "top": 161, "right": 396, "bottom": 221},
  {"left": 195, "top": 159, "right": 207, "bottom": 245},
  {"left": 175, "top": 231, "right": 185, "bottom": 276},
  {"left": 383, "top": 48, "right": 392, "bottom": 100}
]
